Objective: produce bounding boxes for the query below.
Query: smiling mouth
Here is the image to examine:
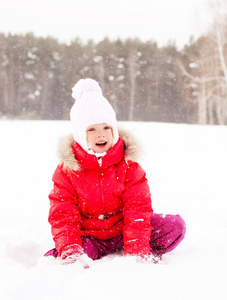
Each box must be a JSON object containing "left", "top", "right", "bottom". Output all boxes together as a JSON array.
[{"left": 96, "top": 142, "right": 107, "bottom": 146}]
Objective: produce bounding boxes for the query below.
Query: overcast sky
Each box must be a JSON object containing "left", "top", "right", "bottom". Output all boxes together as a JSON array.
[{"left": 0, "top": 0, "right": 214, "bottom": 48}]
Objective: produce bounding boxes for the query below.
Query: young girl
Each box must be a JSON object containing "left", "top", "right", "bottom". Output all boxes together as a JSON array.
[{"left": 45, "top": 78, "right": 186, "bottom": 266}]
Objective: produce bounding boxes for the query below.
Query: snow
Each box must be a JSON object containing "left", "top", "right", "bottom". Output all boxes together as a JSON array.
[{"left": 0, "top": 120, "right": 227, "bottom": 300}]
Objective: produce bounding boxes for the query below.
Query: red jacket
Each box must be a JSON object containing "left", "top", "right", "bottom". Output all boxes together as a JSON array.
[{"left": 48, "top": 129, "right": 153, "bottom": 257}]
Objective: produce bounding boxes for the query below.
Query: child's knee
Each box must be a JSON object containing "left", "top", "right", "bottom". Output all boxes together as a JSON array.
[
  {"left": 174, "top": 214, "right": 186, "bottom": 237},
  {"left": 82, "top": 237, "right": 101, "bottom": 260}
]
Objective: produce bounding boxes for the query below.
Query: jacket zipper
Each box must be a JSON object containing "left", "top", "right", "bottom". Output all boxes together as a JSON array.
[
  {"left": 100, "top": 166, "right": 105, "bottom": 213},
  {"left": 99, "top": 164, "right": 109, "bottom": 227}
]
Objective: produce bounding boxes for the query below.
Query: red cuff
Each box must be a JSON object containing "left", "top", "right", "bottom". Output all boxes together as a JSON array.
[{"left": 124, "top": 243, "right": 150, "bottom": 257}]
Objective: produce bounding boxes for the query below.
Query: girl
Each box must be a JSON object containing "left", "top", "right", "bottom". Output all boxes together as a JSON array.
[{"left": 45, "top": 78, "right": 186, "bottom": 266}]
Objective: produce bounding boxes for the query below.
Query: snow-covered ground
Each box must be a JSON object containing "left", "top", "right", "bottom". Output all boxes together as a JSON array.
[{"left": 0, "top": 120, "right": 226, "bottom": 300}]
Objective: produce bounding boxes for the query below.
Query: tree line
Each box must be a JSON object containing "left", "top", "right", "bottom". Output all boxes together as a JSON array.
[{"left": 0, "top": 8, "right": 227, "bottom": 125}]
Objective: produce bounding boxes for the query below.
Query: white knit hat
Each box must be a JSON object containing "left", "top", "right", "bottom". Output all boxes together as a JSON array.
[{"left": 70, "top": 78, "right": 119, "bottom": 152}]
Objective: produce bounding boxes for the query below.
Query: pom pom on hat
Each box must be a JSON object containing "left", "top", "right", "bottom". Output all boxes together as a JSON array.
[
  {"left": 71, "top": 78, "right": 102, "bottom": 101},
  {"left": 70, "top": 78, "right": 119, "bottom": 152}
]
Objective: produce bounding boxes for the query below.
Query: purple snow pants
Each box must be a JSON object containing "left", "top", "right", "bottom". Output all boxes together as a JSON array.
[{"left": 45, "top": 214, "right": 186, "bottom": 260}]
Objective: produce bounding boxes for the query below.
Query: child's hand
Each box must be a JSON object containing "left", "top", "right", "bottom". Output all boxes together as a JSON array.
[
  {"left": 136, "top": 254, "right": 163, "bottom": 264},
  {"left": 61, "top": 244, "right": 92, "bottom": 268},
  {"left": 63, "top": 252, "right": 80, "bottom": 264},
  {"left": 63, "top": 253, "right": 91, "bottom": 268},
  {"left": 124, "top": 254, "right": 162, "bottom": 264}
]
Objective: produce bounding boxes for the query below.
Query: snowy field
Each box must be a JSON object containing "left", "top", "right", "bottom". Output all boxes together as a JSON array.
[{"left": 0, "top": 120, "right": 227, "bottom": 300}]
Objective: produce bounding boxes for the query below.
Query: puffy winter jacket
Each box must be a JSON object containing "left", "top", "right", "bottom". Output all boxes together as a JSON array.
[{"left": 48, "top": 129, "right": 153, "bottom": 257}]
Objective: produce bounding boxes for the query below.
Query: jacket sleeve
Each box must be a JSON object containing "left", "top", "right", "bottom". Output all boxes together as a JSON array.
[
  {"left": 48, "top": 163, "right": 82, "bottom": 256},
  {"left": 122, "top": 161, "right": 153, "bottom": 257}
]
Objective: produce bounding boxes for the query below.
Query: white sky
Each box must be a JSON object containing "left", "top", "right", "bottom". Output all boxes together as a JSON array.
[{"left": 0, "top": 0, "right": 214, "bottom": 48}]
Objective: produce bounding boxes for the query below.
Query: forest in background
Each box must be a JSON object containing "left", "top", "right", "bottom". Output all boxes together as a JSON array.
[{"left": 0, "top": 5, "right": 227, "bottom": 125}]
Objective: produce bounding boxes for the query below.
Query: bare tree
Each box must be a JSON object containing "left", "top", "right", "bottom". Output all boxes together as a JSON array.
[
  {"left": 128, "top": 47, "right": 137, "bottom": 121},
  {"left": 178, "top": 0, "right": 227, "bottom": 125}
]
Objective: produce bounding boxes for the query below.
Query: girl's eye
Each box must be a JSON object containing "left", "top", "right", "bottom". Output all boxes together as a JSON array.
[
  {"left": 104, "top": 126, "right": 111, "bottom": 130},
  {"left": 87, "top": 128, "right": 95, "bottom": 132}
]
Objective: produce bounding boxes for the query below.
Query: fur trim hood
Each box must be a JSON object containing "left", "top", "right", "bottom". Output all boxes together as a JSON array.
[{"left": 57, "top": 128, "right": 142, "bottom": 171}]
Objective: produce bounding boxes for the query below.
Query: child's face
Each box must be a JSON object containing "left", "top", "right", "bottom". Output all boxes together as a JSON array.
[{"left": 86, "top": 123, "right": 113, "bottom": 153}]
